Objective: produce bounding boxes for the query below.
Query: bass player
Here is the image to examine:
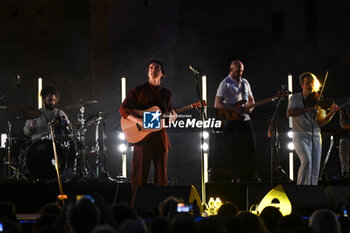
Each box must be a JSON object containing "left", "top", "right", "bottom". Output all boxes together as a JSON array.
[{"left": 213, "top": 60, "right": 258, "bottom": 182}]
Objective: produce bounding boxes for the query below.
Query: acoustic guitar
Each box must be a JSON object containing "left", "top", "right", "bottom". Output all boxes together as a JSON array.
[{"left": 121, "top": 100, "right": 206, "bottom": 143}]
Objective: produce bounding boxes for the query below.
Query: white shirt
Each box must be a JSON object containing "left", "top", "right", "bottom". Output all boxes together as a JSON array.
[
  {"left": 23, "top": 108, "right": 68, "bottom": 141},
  {"left": 216, "top": 74, "right": 253, "bottom": 121},
  {"left": 287, "top": 93, "right": 320, "bottom": 137}
]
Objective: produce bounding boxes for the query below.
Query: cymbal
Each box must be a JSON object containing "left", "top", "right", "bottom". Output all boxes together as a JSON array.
[
  {"left": 65, "top": 100, "right": 98, "bottom": 110},
  {"left": 1, "top": 105, "right": 41, "bottom": 120},
  {"left": 71, "top": 121, "right": 82, "bottom": 127},
  {"left": 86, "top": 112, "right": 108, "bottom": 126}
]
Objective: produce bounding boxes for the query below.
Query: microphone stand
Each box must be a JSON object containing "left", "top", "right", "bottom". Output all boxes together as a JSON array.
[
  {"left": 267, "top": 95, "right": 284, "bottom": 187},
  {"left": 191, "top": 69, "right": 207, "bottom": 205}
]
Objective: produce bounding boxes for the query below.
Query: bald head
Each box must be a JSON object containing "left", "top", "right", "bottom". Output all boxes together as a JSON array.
[{"left": 230, "top": 60, "right": 244, "bottom": 80}]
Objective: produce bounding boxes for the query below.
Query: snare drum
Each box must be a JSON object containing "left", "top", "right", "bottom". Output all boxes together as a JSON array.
[{"left": 26, "top": 138, "right": 75, "bottom": 179}]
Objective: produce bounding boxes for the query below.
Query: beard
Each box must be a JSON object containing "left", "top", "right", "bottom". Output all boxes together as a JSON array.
[{"left": 44, "top": 103, "right": 54, "bottom": 110}]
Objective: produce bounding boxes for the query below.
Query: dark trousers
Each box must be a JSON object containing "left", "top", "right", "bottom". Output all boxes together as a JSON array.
[
  {"left": 213, "top": 120, "right": 257, "bottom": 181},
  {"left": 131, "top": 133, "right": 168, "bottom": 203}
]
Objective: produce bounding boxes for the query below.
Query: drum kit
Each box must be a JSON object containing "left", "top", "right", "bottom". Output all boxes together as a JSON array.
[{"left": 0, "top": 100, "right": 113, "bottom": 182}]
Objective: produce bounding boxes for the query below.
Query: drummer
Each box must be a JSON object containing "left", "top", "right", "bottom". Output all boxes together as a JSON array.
[{"left": 24, "top": 85, "right": 69, "bottom": 141}]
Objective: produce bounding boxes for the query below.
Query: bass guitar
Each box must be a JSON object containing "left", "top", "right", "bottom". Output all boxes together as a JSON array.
[
  {"left": 121, "top": 100, "right": 206, "bottom": 143},
  {"left": 216, "top": 90, "right": 291, "bottom": 125}
]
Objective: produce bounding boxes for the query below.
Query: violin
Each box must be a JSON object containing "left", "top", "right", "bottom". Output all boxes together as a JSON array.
[
  {"left": 306, "top": 91, "right": 334, "bottom": 110},
  {"left": 305, "top": 71, "right": 337, "bottom": 111}
]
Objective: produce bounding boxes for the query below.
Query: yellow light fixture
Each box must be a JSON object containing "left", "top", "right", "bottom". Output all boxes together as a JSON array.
[
  {"left": 205, "top": 197, "right": 223, "bottom": 216},
  {"left": 255, "top": 185, "right": 292, "bottom": 216}
]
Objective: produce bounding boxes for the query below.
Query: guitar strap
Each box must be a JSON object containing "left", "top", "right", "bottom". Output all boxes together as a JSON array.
[{"left": 161, "top": 87, "right": 168, "bottom": 112}]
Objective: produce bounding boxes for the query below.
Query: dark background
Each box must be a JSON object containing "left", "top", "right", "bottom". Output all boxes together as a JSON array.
[{"left": 0, "top": 0, "right": 349, "bottom": 187}]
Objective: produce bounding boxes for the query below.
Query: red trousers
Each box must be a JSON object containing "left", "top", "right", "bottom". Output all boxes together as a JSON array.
[{"left": 131, "top": 133, "right": 168, "bottom": 197}]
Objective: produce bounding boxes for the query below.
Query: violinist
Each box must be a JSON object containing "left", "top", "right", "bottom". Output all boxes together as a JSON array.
[
  {"left": 286, "top": 72, "right": 339, "bottom": 185},
  {"left": 339, "top": 100, "right": 350, "bottom": 179}
]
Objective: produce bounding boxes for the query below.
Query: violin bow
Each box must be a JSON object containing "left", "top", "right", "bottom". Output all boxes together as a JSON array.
[{"left": 316, "top": 70, "right": 329, "bottom": 108}]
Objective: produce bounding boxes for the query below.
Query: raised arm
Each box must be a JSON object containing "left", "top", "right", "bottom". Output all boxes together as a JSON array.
[{"left": 316, "top": 103, "right": 340, "bottom": 127}]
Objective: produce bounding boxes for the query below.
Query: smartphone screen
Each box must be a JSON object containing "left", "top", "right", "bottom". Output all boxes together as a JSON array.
[
  {"left": 76, "top": 194, "right": 95, "bottom": 203},
  {"left": 0, "top": 222, "right": 3, "bottom": 232},
  {"left": 177, "top": 203, "right": 192, "bottom": 212}
]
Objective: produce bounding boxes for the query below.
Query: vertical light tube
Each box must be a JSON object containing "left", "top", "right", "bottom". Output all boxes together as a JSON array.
[
  {"left": 121, "top": 77, "right": 127, "bottom": 178},
  {"left": 121, "top": 77, "right": 126, "bottom": 101},
  {"left": 202, "top": 75, "right": 207, "bottom": 117},
  {"left": 289, "top": 152, "right": 294, "bottom": 180},
  {"left": 122, "top": 154, "right": 127, "bottom": 178},
  {"left": 288, "top": 74, "right": 293, "bottom": 128},
  {"left": 204, "top": 152, "right": 208, "bottom": 183},
  {"left": 288, "top": 74, "right": 294, "bottom": 181},
  {"left": 38, "top": 77, "right": 42, "bottom": 109},
  {"left": 201, "top": 75, "right": 208, "bottom": 203},
  {"left": 1, "top": 133, "right": 7, "bottom": 148}
]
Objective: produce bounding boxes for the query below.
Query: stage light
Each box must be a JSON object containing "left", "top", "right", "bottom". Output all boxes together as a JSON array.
[
  {"left": 287, "top": 142, "right": 295, "bottom": 151},
  {"left": 38, "top": 77, "right": 42, "bottom": 109},
  {"left": 122, "top": 154, "right": 127, "bottom": 178},
  {"left": 120, "top": 76, "right": 127, "bottom": 178},
  {"left": 118, "top": 143, "right": 127, "bottom": 152},
  {"left": 205, "top": 197, "right": 223, "bottom": 216},
  {"left": 201, "top": 143, "right": 209, "bottom": 151},
  {"left": 202, "top": 131, "right": 209, "bottom": 140},
  {"left": 121, "top": 77, "right": 126, "bottom": 101},
  {"left": 1, "top": 133, "right": 7, "bottom": 148},
  {"left": 287, "top": 74, "right": 294, "bottom": 180},
  {"left": 118, "top": 132, "right": 125, "bottom": 140},
  {"left": 289, "top": 152, "right": 294, "bottom": 180},
  {"left": 204, "top": 152, "right": 208, "bottom": 183},
  {"left": 255, "top": 184, "right": 292, "bottom": 216}
]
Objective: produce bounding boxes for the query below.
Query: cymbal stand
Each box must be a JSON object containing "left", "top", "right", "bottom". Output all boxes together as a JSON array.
[
  {"left": 94, "top": 115, "right": 101, "bottom": 178},
  {"left": 75, "top": 106, "right": 88, "bottom": 178},
  {"left": 1, "top": 75, "right": 22, "bottom": 179},
  {"left": 102, "top": 115, "right": 108, "bottom": 172},
  {"left": 93, "top": 113, "right": 113, "bottom": 180},
  {"left": 5, "top": 121, "right": 12, "bottom": 179}
]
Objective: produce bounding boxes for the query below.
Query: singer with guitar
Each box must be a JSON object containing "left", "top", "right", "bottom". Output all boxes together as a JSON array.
[
  {"left": 213, "top": 60, "right": 258, "bottom": 182},
  {"left": 119, "top": 59, "right": 177, "bottom": 203}
]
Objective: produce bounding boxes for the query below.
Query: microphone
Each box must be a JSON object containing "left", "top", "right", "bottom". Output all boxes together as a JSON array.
[
  {"left": 16, "top": 75, "right": 21, "bottom": 87},
  {"left": 189, "top": 65, "right": 200, "bottom": 74}
]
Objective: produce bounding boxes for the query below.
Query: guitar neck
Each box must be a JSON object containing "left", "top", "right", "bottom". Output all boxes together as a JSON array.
[
  {"left": 247, "top": 95, "right": 277, "bottom": 109},
  {"left": 161, "top": 101, "right": 205, "bottom": 116},
  {"left": 173, "top": 104, "right": 194, "bottom": 114},
  {"left": 162, "top": 104, "right": 194, "bottom": 116}
]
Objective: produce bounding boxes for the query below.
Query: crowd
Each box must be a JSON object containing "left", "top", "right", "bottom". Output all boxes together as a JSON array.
[{"left": 0, "top": 194, "right": 349, "bottom": 233}]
